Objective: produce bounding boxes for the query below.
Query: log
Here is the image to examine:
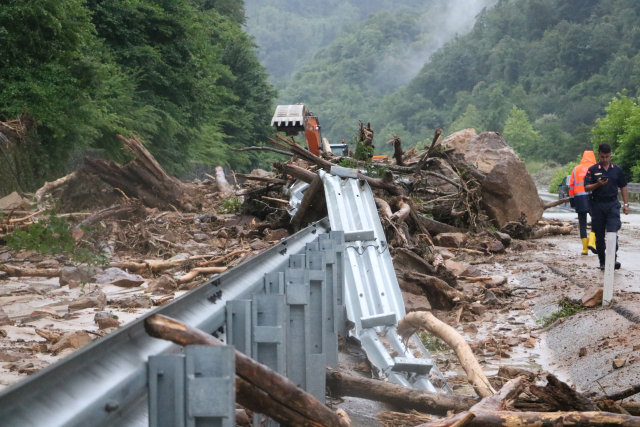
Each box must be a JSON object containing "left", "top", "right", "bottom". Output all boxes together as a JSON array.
[
  {"left": 34, "top": 171, "right": 79, "bottom": 203},
  {"left": 273, "top": 162, "right": 317, "bottom": 184},
  {"left": 472, "top": 376, "right": 527, "bottom": 412},
  {"left": 176, "top": 267, "right": 228, "bottom": 284},
  {"left": 376, "top": 410, "right": 435, "bottom": 426},
  {"left": 401, "top": 272, "right": 471, "bottom": 310},
  {"left": 198, "top": 250, "right": 250, "bottom": 267},
  {"left": 529, "top": 374, "right": 599, "bottom": 412},
  {"left": 416, "top": 411, "right": 640, "bottom": 427},
  {"left": 544, "top": 197, "right": 570, "bottom": 209},
  {"left": 390, "top": 200, "right": 411, "bottom": 224},
  {"left": 325, "top": 368, "right": 477, "bottom": 415},
  {"left": 234, "top": 146, "right": 293, "bottom": 157},
  {"left": 531, "top": 225, "right": 573, "bottom": 239},
  {"left": 236, "top": 174, "right": 288, "bottom": 185},
  {"left": 598, "top": 399, "right": 632, "bottom": 415},
  {"left": 375, "top": 198, "right": 393, "bottom": 218},
  {"left": 604, "top": 384, "right": 640, "bottom": 402},
  {"left": 439, "top": 153, "right": 486, "bottom": 183},
  {"left": 84, "top": 135, "right": 196, "bottom": 212},
  {"left": 0, "top": 265, "right": 61, "bottom": 278},
  {"left": 72, "top": 202, "right": 147, "bottom": 240},
  {"left": 397, "top": 311, "right": 496, "bottom": 398},
  {"left": 145, "top": 315, "right": 351, "bottom": 427},
  {"left": 216, "top": 166, "right": 235, "bottom": 199},
  {"left": 415, "top": 129, "right": 443, "bottom": 174},
  {"left": 291, "top": 174, "right": 325, "bottom": 231},
  {"left": 416, "top": 215, "right": 463, "bottom": 236},
  {"left": 389, "top": 135, "right": 404, "bottom": 166}
]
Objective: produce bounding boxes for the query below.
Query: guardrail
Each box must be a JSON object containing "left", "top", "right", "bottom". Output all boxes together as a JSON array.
[
  {"left": 627, "top": 183, "right": 640, "bottom": 194},
  {"left": 0, "top": 219, "right": 330, "bottom": 427}
]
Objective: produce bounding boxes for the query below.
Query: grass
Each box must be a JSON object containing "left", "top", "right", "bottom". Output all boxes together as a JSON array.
[
  {"left": 524, "top": 160, "right": 546, "bottom": 175},
  {"left": 418, "top": 331, "right": 448, "bottom": 352},
  {"left": 537, "top": 297, "right": 587, "bottom": 328}
]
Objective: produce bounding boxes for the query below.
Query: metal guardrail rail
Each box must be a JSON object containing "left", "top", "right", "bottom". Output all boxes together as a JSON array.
[
  {"left": 0, "top": 220, "right": 330, "bottom": 427},
  {"left": 627, "top": 182, "right": 640, "bottom": 194}
]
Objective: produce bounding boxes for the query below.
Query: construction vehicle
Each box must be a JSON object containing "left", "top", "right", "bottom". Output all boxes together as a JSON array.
[{"left": 271, "top": 104, "right": 348, "bottom": 156}]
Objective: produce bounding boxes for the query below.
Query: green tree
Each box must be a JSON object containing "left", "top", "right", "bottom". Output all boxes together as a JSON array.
[
  {"left": 502, "top": 106, "right": 540, "bottom": 158},
  {"left": 448, "top": 105, "right": 483, "bottom": 134}
]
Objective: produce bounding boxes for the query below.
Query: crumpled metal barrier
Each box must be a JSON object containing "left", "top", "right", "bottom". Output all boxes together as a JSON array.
[{"left": 321, "top": 169, "right": 451, "bottom": 392}]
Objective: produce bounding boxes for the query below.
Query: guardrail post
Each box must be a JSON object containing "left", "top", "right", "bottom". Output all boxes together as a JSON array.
[
  {"left": 148, "top": 346, "right": 235, "bottom": 427},
  {"left": 284, "top": 265, "right": 311, "bottom": 394},
  {"left": 603, "top": 231, "right": 616, "bottom": 305},
  {"left": 226, "top": 300, "right": 251, "bottom": 355},
  {"left": 313, "top": 238, "right": 339, "bottom": 369},
  {"left": 328, "top": 231, "right": 346, "bottom": 338},
  {"left": 305, "top": 248, "right": 327, "bottom": 401}
]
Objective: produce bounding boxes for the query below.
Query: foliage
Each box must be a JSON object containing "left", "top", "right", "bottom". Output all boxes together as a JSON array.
[
  {"left": 448, "top": 105, "right": 483, "bottom": 135},
  {"left": 593, "top": 92, "right": 640, "bottom": 181},
  {"left": 537, "top": 297, "right": 587, "bottom": 328},
  {"left": 5, "top": 210, "right": 107, "bottom": 265},
  {"left": 218, "top": 197, "right": 242, "bottom": 214},
  {"left": 418, "top": 331, "right": 448, "bottom": 353},
  {"left": 354, "top": 141, "right": 374, "bottom": 162},
  {"left": 548, "top": 155, "right": 580, "bottom": 193},
  {"left": 503, "top": 107, "right": 541, "bottom": 159},
  {"left": 338, "top": 158, "right": 358, "bottom": 169}
]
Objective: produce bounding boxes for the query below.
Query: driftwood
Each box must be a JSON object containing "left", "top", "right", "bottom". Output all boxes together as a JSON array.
[
  {"left": 388, "top": 135, "right": 404, "bottom": 166},
  {"left": 0, "top": 265, "right": 61, "bottom": 278},
  {"left": 377, "top": 410, "right": 435, "bottom": 427},
  {"left": 325, "top": 368, "right": 477, "bottom": 415},
  {"left": 215, "top": 166, "right": 235, "bottom": 199},
  {"left": 391, "top": 199, "right": 411, "bottom": 224},
  {"left": 34, "top": 171, "right": 79, "bottom": 203},
  {"left": 234, "top": 146, "right": 293, "bottom": 157},
  {"left": 72, "top": 202, "right": 147, "bottom": 240},
  {"left": 544, "top": 197, "right": 570, "bottom": 209},
  {"left": 415, "top": 129, "right": 443, "bottom": 174},
  {"left": 529, "top": 374, "right": 599, "bottom": 412},
  {"left": 84, "top": 135, "right": 197, "bottom": 212},
  {"left": 416, "top": 215, "right": 462, "bottom": 236},
  {"left": 273, "top": 162, "right": 317, "bottom": 184},
  {"left": 176, "top": 267, "right": 228, "bottom": 284},
  {"left": 375, "top": 198, "right": 393, "bottom": 218},
  {"left": 144, "top": 314, "right": 351, "bottom": 427},
  {"left": 417, "top": 411, "right": 640, "bottom": 427},
  {"left": 291, "top": 174, "right": 326, "bottom": 231},
  {"left": 397, "top": 311, "right": 496, "bottom": 398},
  {"left": 531, "top": 225, "right": 572, "bottom": 239},
  {"left": 604, "top": 384, "right": 640, "bottom": 402},
  {"left": 236, "top": 174, "right": 288, "bottom": 186}
]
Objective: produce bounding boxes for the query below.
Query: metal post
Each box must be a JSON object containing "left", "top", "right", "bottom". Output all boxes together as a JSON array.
[
  {"left": 185, "top": 346, "right": 235, "bottom": 427},
  {"left": 603, "top": 232, "right": 616, "bottom": 305},
  {"left": 226, "top": 300, "right": 251, "bottom": 355},
  {"left": 149, "top": 354, "right": 185, "bottom": 427},
  {"left": 284, "top": 266, "right": 311, "bottom": 393},
  {"left": 305, "top": 249, "right": 327, "bottom": 401},
  {"left": 314, "top": 238, "right": 339, "bottom": 368}
]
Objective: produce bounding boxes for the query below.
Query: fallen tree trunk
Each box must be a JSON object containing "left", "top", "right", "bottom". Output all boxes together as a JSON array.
[
  {"left": 72, "top": 201, "right": 147, "bottom": 240},
  {"left": 375, "top": 198, "right": 393, "bottom": 218},
  {"left": 291, "top": 174, "right": 326, "bottom": 231},
  {"left": 177, "top": 266, "right": 229, "bottom": 284},
  {"left": 401, "top": 272, "right": 471, "bottom": 310},
  {"left": 416, "top": 215, "right": 463, "bottom": 236},
  {"left": 326, "top": 368, "right": 477, "bottom": 415},
  {"left": 145, "top": 314, "right": 351, "bottom": 427},
  {"left": 273, "top": 162, "right": 317, "bottom": 184},
  {"left": 529, "top": 374, "right": 599, "bottom": 412},
  {"left": 216, "top": 166, "right": 235, "bottom": 199},
  {"left": 35, "top": 171, "right": 79, "bottom": 203},
  {"left": 84, "top": 135, "right": 197, "bottom": 212},
  {"left": 531, "top": 225, "right": 572, "bottom": 239},
  {"left": 417, "top": 411, "right": 640, "bottom": 427},
  {"left": 544, "top": 197, "right": 570, "bottom": 209},
  {"left": 397, "top": 311, "right": 496, "bottom": 398},
  {"left": 0, "top": 265, "right": 61, "bottom": 278},
  {"left": 390, "top": 199, "right": 411, "bottom": 224},
  {"left": 236, "top": 174, "right": 288, "bottom": 186},
  {"left": 604, "top": 384, "right": 640, "bottom": 402}
]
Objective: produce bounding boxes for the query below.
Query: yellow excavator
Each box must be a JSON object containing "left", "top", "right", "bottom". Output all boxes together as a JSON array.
[{"left": 271, "top": 104, "right": 348, "bottom": 156}]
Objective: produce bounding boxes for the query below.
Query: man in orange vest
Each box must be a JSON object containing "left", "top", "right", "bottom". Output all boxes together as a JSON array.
[{"left": 569, "top": 150, "right": 597, "bottom": 255}]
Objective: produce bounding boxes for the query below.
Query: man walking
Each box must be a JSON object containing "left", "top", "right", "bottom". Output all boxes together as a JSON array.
[
  {"left": 569, "top": 150, "right": 596, "bottom": 255},
  {"left": 584, "top": 143, "right": 630, "bottom": 270}
]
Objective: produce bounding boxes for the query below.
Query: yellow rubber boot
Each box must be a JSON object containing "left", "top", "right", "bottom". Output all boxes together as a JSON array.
[
  {"left": 581, "top": 238, "right": 589, "bottom": 255},
  {"left": 588, "top": 232, "right": 597, "bottom": 254}
]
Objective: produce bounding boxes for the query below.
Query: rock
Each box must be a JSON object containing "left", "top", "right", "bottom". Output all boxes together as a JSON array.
[
  {"left": 49, "top": 331, "right": 93, "bottom": 355},
  {"left": 94, "top": 311, "right": 116, "bottom": 323},
  {"left": 469, "top": 303, "right": 487, "bottom": 316},
  {"left": 94, "top": 268, "right": 144, "bottom": 288},
  {"left": 613, "top": 359, "right": 626, "bottom": 369},
  {"left": 145, "top": 276, "right": 178, "bottom": 295},
  {"left": 435, "top": 247, "right": 455, "bottom": 260},
  {"left": 60, "top": 266, "right": 94, "bottom": 286},
  {"left": 463, "top": 323, "right": 478, "bottom": 333},
  {"left": 582, "top": 287, "right": 603, "bottom": 307},
  {"left": 250, "top": 240, "right": 268, "bottom": 251},
  {"left": 36, "top": 259, "right": 60, "bottom": 269},
  {"left": 445, "top": 131, "right": 515, "bottom": 174},
  {"left": 0, "top": 305, "right": 11, "bottom": 326},
  {"left": 511, "top": 241, "right": 534, "bottom": 252},
  {"left": 67, "top": 279, "right": 81, "bottom": 289},
  {"left": 497, "top": 366, "right": 537, "bottom": 381},
  {"left": 481, "top": 155, "right": 544, "bottom": 228},
  {"left": 97, "top": 317, "right": 120, "bottom": 330},
  {"left": 223, "top": 214, "right": 258, "bottom": 228},
  {"left": 29, "top": 306, "right": 59, "bottom": 319},
  {"left": 444, "top": 259, "right": 469, "bottom": 277},
  {"left": 266, "top": 228, "right": 289, "bottom": 241},
  {"left": 524, "top": 337, "right": 536, "bottom": 349},
  {"left": 0, "top": 191, "right": 29, "bottom": 210},
  {"left": 113, "top": 295, "right": 153, "bottom": 309},
  {"left": 484, "top": 276, "right": 507, "bottom": 287},
  {"left": 483, "top": 290, "right": 501, "bottom": 306},
  {"left": 68, "top": 290, "right": 107, "bottom": 311},
  {"left": 578, "top": 347, "right": 587, "bottom": 357},
  {"left": 515, "top": 301, "right": 530, "bottom": 310},
  {"left": 192, "top": 233, "right": 209, "bottom": 242},
  {"left": 433, "top": 233, "right": 467, "bottom": 248},
  {"left": 402, "top": 292, "right": 432, "bottom": 313},
  {"left": 496, "top": 232, "right": 512, "bottom": 247},
  {"left": 487, "top": 240, "right": 505, "bottom": 254},
  {"left": 0, "top": 351, "right": 31, "bottom": 362}
]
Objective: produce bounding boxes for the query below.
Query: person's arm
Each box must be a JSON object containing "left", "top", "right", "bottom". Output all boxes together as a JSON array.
[{"left": 621, "top": 186, "right": 630, "bottom": 215}]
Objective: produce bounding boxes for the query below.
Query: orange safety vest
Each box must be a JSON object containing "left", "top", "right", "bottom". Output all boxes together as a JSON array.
[{"left": 569, "top": 150, "right": 596, "bottom": 198}]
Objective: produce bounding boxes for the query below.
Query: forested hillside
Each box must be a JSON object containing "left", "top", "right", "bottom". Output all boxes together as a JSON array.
[
  {"left": 0, "top": 0, "right": 275, "bottom": 193},
  {"left": 378, "top": 0, "right": 640, "bottom": 165}
]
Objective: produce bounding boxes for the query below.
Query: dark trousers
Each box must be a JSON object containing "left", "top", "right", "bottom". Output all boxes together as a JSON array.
[
  {"left": 577, "top": 211, "right": 590, "bottom": 238},
  {"left": 591, "top": 200, "right": 621, "bottom": 265}
]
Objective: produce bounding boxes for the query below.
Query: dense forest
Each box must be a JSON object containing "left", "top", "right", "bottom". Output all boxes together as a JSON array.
[
  {"left": 0, "top": 0, "right": 275, "bottom": 193},
  {"left": 246, "top": 0, "right": 640, "bottom": 180}
]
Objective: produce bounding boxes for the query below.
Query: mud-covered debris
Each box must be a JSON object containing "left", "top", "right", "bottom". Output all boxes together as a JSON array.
[
  {"left": 145, "top": 276, "right": 178, "bottom": 295},
  {"left": 49, "top": 331, "right": 93, "bottom": 355},
  {"left": 433, "top": 233, "right": 467, "bottom": 248},
  {"left": 94, "top": 267, "right": 144, "bottom": 288},
  {"left": 68, "top": 290, "right": 107, "bottom": 311},
  {"left": 111, "top": 295, "right": 153, "bottom": 309},
  {"left": 582, "top": 287, "right": 604, "bottom": 307},
  {"left": 60, "top": 266, "right": 96, "bottom": 287}
]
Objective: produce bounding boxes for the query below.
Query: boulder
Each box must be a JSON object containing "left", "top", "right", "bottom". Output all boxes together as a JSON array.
[
  {"left": 469, "top": 303, "right": 487, "bottom": 316},
  {"left": 0, "top": 305, "right": 11, "bottom": 326},
  {"left": 487, "top": 240, "right": 506, "bottom": 254},
  {"left": 435, "top": 247, "right": 455, "bottom": 260},
  {"left": 97, "top": 317, "right": 120, "bottom": 330},
  {"left": 496, "top": 232, "right": 512, "bottom": 247},
  {"left": 0, "top": 351, "right": 31, "bottom": 362},
  {"left": 94, "top": 268, "right": 144, "bottom": 288},
  {"left": 444, "top": 131, "right": 516, "bottom": 175},
  {"left": 29, "top": 306, "right": 59, "bottom": 319},
  {"left": 94, "top": 311, "right": 116, "bottom": 323},
  {"left": 483, "top": 290, "right": 501, "bottom": 306},
  {"left": 113, "top": 295, "right": 153, "bottom": 309},
  {"left": 433, "top": 233, "right": 467, "bottom": 248},
  {"left": 68, "top": 290, "right": 107, "bottom": 311},
  {"left": 582, "top": 287, "right": 603, "bottom": 307},
  {"left": 402, "top": 292, "right": 432, "bottom": 313},
  {"left": 250, "top": 240, "right": 268, "bottom": 251},
  {"left": 145, "top": 276, "right": 178, "bottom": 295},
  {"left": 481, "top": 156, "right": 544, "bottom": 228}
]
